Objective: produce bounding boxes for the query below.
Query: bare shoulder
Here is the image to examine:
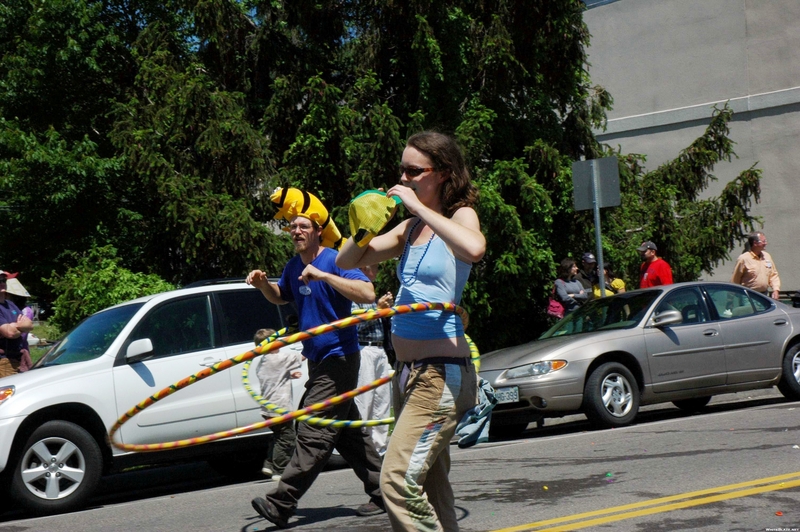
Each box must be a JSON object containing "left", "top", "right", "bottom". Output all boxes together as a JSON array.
[{"left": 451, "top": 206, "right": 480, "bottom": 229}]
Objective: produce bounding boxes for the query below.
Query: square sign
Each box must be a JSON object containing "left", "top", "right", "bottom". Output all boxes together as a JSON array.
[{"left": 572, "top": 156, "right": 621, "bottom": 211}]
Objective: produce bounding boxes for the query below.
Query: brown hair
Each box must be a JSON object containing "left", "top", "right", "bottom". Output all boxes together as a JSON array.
[
  {"left": 254, "top": 328, "right": 277, "bottom": 346},
  {"left": 557, "top": 258, "right": 576, "bottom": 280},
  {"left": 406, "top": 131, "right": 478, "bottom": 218}
]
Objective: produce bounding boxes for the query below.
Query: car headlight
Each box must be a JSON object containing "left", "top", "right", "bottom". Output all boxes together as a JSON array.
[
  {"left": 0, "top": 386, "right": 14, "bottom": 407},
  {"left": 505, "top": 360, "right": 567, "bottom": 379}
]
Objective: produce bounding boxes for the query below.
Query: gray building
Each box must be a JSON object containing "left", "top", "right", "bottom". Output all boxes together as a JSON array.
[{"left": 584, "top": 0, "right": 799, "bottom": 290}]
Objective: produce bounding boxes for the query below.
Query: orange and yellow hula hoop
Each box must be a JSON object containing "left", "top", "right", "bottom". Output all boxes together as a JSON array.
[{"left": 108, "top": 302, "right": 472, "bottom": 452}]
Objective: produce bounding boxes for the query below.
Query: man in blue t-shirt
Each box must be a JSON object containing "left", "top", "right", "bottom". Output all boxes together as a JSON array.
[
  {"left": 0, "top": 270, "right": 33, "bottom": 378},
  {"left": 247, "top": 215, "right": 385, "bottom": 528}
]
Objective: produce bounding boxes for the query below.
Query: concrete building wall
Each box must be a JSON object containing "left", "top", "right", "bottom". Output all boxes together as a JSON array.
[{"left": 584, "top": 0, "right": 800, "bottom": 290}]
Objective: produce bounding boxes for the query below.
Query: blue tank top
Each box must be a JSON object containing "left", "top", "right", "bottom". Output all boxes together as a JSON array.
[{"left": 392, "top": 226, "right": 472, "bottom": 340}]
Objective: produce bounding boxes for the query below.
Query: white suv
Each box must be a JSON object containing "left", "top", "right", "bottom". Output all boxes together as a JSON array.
[{"left": 0, "top": 281, "right": 302, "bottom": 515}]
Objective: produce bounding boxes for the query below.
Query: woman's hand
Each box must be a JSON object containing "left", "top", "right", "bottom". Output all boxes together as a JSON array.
[
  {"left": 377, "top": 291, "right": 394, "bottom": 309},
  {"left": 387, "top": 184, "right": 423, "bottom": 216}
]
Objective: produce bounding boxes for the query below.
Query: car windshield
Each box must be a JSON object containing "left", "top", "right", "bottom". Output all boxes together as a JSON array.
[
  {"left": 540, "top": 291, "right": 661, "bottom": 339},
  {"left": 34, "top": 303, "right": 144, "bottom": 367}
]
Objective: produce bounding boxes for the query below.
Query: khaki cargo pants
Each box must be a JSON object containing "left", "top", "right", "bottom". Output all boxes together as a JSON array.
[
  {"left": 0, "top": 357, "right": 20, "bottom": 378},
  {"left": 381, "top": 361, "right": 477, "bottom": 532}
]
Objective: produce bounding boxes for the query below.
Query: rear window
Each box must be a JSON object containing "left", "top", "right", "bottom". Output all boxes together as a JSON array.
[{"left": 215, "top": 289, "right": 285, "bottom": 346}]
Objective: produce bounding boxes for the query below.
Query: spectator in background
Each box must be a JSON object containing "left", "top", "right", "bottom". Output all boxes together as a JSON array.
[
  {"left": 576, "top": 252, "right": 597, "bottom": 300},
  {"left": 638, "top": 241, "right": 673, "bottom": 288},
  {"left": 0, "top": 270, "right": 33, "bottom": 377},
  {"left": 352, "top": 264, "right": 394, "bottom": 457},
  {"left": 555, "top": 258, "right": 588, "bottom": 314},
  {"left": 731, "top": 231, "right": 781, "bottom": 299},
  {"left": 5, "top": 277, "right": 34, "bottom": 372},
  {"left": 254, "top": 327, "right": 304, "bottom": 482},
  {"left": 593, "top": 260, "right": 627, "bottom": 297}
]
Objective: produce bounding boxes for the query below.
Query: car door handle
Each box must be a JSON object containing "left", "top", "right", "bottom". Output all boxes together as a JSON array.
[
  {"left": 703, "top": 329, "right": 719, "bottom": 337},
  {"left": 774, "top": 319, "right": 788, "bottom": 326},
  {"left": 200, "top": 358, "right": 223, "bottom": 367}
]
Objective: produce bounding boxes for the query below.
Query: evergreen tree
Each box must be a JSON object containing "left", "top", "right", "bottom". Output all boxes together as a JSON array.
[{"left": 0, "top": 1, "right": 763, "bottom": 352}]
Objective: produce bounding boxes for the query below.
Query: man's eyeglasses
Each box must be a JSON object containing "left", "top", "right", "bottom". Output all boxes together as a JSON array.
[
  {"left": 399, "top": 165, "right": 436, "bottom": 178},
  {"left": 289, "top": 223, "right": 314, "bottom": 232}
]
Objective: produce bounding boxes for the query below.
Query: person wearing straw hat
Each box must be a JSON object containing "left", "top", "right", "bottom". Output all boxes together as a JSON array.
[
  {"left": 0, "top": 270, "right": 33, "bottom": 377},
  {"left": 5, "top": 276, "right": 35, "bottom": 372}
]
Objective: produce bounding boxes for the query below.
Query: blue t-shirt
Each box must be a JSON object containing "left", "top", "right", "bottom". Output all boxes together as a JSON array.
[
  {"left": 277, "top": 248, "right": 369, "bottom": 362},
  {"left": 0, "top": 299, "right": 23, "bottom": 357}
]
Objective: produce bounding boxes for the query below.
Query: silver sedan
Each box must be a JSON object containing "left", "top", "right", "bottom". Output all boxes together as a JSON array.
[{"left": 480, "top": 282, "right": 800, "bottom": 437}]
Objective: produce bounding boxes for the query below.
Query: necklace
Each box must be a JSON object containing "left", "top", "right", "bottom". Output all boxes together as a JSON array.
[{"left": 399, "top": 219, "right": 435, "bottom": 286}]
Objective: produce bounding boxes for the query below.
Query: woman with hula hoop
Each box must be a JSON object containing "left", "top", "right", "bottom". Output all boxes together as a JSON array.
[{"left": 338, "top": 131, "right": 486, "bottom": 532}]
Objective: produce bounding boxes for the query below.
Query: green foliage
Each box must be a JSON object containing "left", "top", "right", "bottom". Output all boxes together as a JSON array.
[
  {"left": 30, "top": 322, "right": 62, "bottom": 364},
  {"left": 0, "top": 1, "right": 764, "bottom": 353},
  {"left": 45, "top": 246, "right": 175, "bottom": 331}
]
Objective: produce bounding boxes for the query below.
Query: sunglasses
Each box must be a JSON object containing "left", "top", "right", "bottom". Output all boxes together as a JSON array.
[{"left": 399, "top": 165, "right": 436, "bottom": 178}]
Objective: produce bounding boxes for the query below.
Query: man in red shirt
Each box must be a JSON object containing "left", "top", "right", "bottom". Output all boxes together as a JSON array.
[{"left": 638, "top": 241, "right": 673, "bottom": 288}]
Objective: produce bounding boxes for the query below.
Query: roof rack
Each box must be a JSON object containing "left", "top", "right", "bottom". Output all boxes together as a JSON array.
[{"left": 183, "top": 277, "right": 247, "bottom": 288}]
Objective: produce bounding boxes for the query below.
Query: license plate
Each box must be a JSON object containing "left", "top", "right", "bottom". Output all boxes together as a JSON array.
[{"left": 495, "top": 386, "right": 519, "bottom": 404}]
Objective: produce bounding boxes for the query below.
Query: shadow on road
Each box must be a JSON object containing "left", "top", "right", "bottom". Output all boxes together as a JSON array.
[
  {"left": 491, "top": 391, "right": 793, "bottom": 443},
  {"left": 0, "top": 455, "right": 351, "bottom": 522}
]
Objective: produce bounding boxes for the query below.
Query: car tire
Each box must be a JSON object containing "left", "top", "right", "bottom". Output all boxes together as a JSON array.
[
  {"left": 583, "top": 362, "right": 639, "bottom": 428},
  {"left": 777, "top": 344, "right": 800, "bottom": 400},
  {"left": 488, "top": 421, "right": 530, "bottom": 440},
  {"left": 10, "top": 420, "right": 103, "bottom": 516},
  {"left": 672, "top": 396, "right": 712, "bottom": 412}
]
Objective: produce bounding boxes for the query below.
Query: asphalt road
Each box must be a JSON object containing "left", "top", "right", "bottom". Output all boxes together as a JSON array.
[{"left": 2, "top": 388, "right": 799, "bottom": 532}]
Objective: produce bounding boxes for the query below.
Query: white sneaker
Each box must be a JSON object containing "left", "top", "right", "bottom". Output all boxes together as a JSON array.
[
  {"left": 271, "top": 474, "right": 282, "bottom": 482},
  {"left": 262, "top": 463, "right": 274, "bottom": 477}
]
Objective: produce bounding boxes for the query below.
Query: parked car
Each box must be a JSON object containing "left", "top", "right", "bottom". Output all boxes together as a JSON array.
[
  {"left": 0, "top": 281, "right": 305, "bottom": 515},
  {"left": 480, "top": 282, "right": 800, "bottom": 438}
]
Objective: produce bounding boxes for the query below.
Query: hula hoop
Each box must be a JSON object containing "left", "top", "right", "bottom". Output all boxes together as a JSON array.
[
  {"left": 241, "top": 308, "right": 481, "bottom": 425},
  {"left": 241, "top": 346, "right": 396, "bottom": 429},
  {"left": 108, "top": 302, "right": 468, "bottom": 452},
  {"left": 243, "top": 333, "right": 480, "bottom": 425}
]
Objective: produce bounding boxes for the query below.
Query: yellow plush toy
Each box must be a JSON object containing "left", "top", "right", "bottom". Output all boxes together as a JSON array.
[
  {"left": 348, "top": 190, "right": 402, "bottom": 247},
  {"left": 270, "top": 187, "right": 344, "bottom": 250}
]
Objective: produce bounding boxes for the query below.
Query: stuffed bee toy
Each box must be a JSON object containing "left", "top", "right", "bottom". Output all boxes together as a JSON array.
[{"left": 269, "top": 187, "right": 344, "bottom": 250}]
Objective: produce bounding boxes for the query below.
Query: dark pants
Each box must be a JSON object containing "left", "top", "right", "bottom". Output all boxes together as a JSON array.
[
  {"left": 265, "top": 420, "right": 296, "bottom": 476},
  {"left": 266, "top": 352, "right": 383, "bottom": 518}
]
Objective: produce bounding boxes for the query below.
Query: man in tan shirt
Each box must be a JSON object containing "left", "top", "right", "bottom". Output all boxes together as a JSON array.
[{"left": 731, "top": 231, "right": 781, "bottom": 299}]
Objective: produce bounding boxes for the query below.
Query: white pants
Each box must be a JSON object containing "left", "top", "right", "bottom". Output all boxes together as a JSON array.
[{"left": 355, "top": 345, "right": 392, "bottom": 455}]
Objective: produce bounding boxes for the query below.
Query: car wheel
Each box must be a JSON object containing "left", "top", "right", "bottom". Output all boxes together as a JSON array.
[
  {"left": 10, "top": 420, "right": 103, "bottom": 515},
  {"left": 777, "top": 344, "right": 800, "bottom": 400},
  {"left": 583, "top": 362, "right": 639, "bottom": 428},
  {"left": 672, "top": 396, "right": 712, "bottom": 412},
  {"left": 488, "top": 421, "right": 530, "bottom": 440}
]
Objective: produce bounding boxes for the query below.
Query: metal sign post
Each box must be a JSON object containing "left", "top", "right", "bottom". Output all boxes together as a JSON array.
[{"left": 572, "top": 156, "right": 621, "bottom": 297}]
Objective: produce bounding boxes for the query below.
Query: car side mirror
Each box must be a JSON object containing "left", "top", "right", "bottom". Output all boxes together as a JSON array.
[
  {"left": 126, "top": 338, "right": 154, "bottom": 363},
  {"left": 651, "top": 309, "right": 683, "bottom": 327}
]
